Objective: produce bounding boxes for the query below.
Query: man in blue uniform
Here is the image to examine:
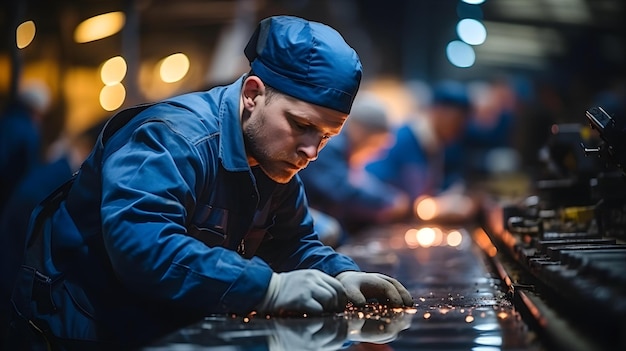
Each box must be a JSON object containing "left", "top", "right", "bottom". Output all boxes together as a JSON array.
[
  {"left": 0, "top": 82, "right": 50, "bottom": 215},
  {"left": 365, "top": 81, "right": 472, "bottom": 201},
  {"left": 7, "top": 15, "right": 412, "bottom": 349},
  {"left": 300, "top": 93, "right": 411, "bottom": 234}
]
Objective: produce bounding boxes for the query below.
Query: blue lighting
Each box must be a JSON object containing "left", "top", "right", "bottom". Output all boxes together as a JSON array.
[
  {"left": 446, "top": 40, "right": 476, "bottom": 68},
  {"left": 462, "top": 0, "right": 486, "bottom": 4},
  {"left": 457, "top": 18, "right": 487, "bottom": 45}
]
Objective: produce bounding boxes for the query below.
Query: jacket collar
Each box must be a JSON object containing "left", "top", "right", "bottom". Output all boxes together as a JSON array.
[{"left": 219, "top": 75, "right": 251, "bottom": 172}]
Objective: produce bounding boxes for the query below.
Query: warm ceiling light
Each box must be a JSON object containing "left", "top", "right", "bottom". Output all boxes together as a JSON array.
[
  {"left": 159, "top": 53, "right": 190, "bottom": 83},
  {"left": 100, "top": 82, "right": 126, "bottom": 111},
  {"left": 100, "top": 56, "right": 127, "bottom": 85},
  {"left": 74, "top": 11, "right": 125, "bottom": 43},
  {"left": 16, "top": 20, "right": 36, "bottom": 49}
]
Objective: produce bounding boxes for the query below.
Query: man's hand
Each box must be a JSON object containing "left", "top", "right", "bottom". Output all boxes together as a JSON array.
[
  {"left": 336, "top": 271, "right": 413, "bottom": 307},
  {"left": 257, "top": 269, "right": 347, "bottom": 315}
]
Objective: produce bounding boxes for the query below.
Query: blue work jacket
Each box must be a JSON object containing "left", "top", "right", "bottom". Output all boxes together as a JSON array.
[{"left": 11, "top": 76, "right": 359, "bottom": 346}]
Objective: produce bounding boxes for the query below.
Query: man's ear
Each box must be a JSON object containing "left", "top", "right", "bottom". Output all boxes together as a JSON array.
[{"left": 242, "top": 76, "right": 265, "bottom": 111}]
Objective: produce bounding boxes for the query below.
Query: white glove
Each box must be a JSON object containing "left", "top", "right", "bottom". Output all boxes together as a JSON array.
[
  {"left": 336, "top": 271, "right": 413, "bottom": 307},
  {"left": 257, "top": 269, "right": 347, "bottom": 315}
]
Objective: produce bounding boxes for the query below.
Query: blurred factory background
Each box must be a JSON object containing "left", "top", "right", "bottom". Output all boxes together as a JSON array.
[
  {"left": 2, "top": 2, "right": 626, "bottom": 350},
  {"left": 1, "top": 0, "right": 624, "bottom": 171}
]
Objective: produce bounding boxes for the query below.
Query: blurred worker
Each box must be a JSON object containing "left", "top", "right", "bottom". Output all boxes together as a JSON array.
[
  {"left": 0, "top": 120, "right": 106, "bottom": 335},
  {"left": 300, "top": 92, "right": 411, "bottom": 235},
  {"left": 462, "top": 78, "right": 519, "bottom": 176},
  {"left": 7, "top": 16, "right": 412, "bottom": 350},
  {"left": 365, "top": 80, "right": 477, "bottom": 222},
  {"left": 0, "top": 81, "right": 51, "bottom": 215}
]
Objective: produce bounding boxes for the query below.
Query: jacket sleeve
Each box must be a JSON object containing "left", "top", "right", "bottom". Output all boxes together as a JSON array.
[
  {"left": 255, "top": 175, "right": 360, "bottom": 276},
  {"left": 100, "top": 119, "right": 273, "bottom": 315}
]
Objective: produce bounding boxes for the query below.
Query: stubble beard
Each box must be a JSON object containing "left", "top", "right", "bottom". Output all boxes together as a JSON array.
[{"left": 243, "top": 114, "right": 296, "bottom": 184}]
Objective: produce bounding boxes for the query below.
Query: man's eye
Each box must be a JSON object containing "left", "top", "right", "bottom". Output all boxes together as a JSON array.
[{"left": 293, "top": 122, "right": 307, "bottom": 131}]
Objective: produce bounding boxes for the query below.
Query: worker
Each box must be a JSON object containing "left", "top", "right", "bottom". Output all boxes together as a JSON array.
[
  {"left": 6, "top": 15, "right": 412, "bottom": 350},
  {"left": 300, "top": 92, "right": 411, "bottom": 234},
  {"left": 0, "top": 81, "right": 51, "bottom": 215},
  {"left": 365, "top": 80, "right": 477, "bottom": 222}
]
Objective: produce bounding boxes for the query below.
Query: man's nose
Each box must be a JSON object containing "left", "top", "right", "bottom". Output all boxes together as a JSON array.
[{"left": 297, "top": 134, "right": 324, "bottom": 161}]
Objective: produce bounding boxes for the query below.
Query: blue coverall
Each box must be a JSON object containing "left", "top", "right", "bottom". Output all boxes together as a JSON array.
[{"left": 10, "top": 76, "right": 359, "bottom": 346}]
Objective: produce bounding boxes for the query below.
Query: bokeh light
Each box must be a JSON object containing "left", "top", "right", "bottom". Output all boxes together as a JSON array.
[
  {"left": 74, "top": 12, "right": 125, "bottom": 43},
  {"left": 100, "top": 56, "right": 127, "bottom": 85},
  {"left": 159, "top": 53, "right": 190, "bottom": 83},
  {"left": 446, "top": 40, "right": 476, "bottom": 68},
  {"left": 432, "top": 227, "right": 444, "bottom": 246},
  {"left": 447, "top": 230, "right": 464, "bottom": 247},
  {"left": 99, "top": 82, "right": 126, "bottom": 111},
  {"left": 457, "top": 18, "right": 487, "bottom": 45},
  {"left": 404, "top": 228, "right": 419, "bottom": 248},
  {"left": 16, "top": 20, "right": 36, "bottom": 49},
  {"left": 474, "top": 336, "right": 503, "bottom": 346},
  {"left": 416, "top": 227, "right": 436, "bottom": 247},
  {"left": 415, "top": 196, "right": 438, "bottom": 220}
]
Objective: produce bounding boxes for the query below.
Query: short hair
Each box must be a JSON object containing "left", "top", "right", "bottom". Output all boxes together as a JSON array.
[{"left": 248, "top": 70, "right": 280, "bottom": 105}]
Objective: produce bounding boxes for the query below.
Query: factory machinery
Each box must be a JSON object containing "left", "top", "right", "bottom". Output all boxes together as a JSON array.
[{"left": 482, "top": 105, "right": 626, "bottom": 351}]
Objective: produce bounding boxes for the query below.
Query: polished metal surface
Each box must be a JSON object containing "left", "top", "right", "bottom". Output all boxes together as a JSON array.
[{"left": 141, "top": 223, "right": 542, "bottom": 350}]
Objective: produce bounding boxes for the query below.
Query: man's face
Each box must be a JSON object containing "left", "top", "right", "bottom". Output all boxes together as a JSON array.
[
  {"left": 432, "top": 105, "right": 468, "bottom": 145},
  {"left": 242, "top": 83, "right": 348, "bottom": 184}
]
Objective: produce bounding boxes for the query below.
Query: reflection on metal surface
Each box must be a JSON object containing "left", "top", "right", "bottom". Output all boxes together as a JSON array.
[
  {"left": 140, "top": 222, "right": 541, "bottom": 350},
  {"left": 143, "top": 304, "right": 414, "bottom": 351},
  {"left": 404, "top": 226, "right": 467, "bottom": 248}
]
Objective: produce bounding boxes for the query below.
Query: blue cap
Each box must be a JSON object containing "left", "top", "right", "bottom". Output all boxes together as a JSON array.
[
  {"left": 245, "top": 16, "right": 362, "bottom": 114},
  {"left": 432, "top": 80, "right": 471, "bottom": 112}
]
